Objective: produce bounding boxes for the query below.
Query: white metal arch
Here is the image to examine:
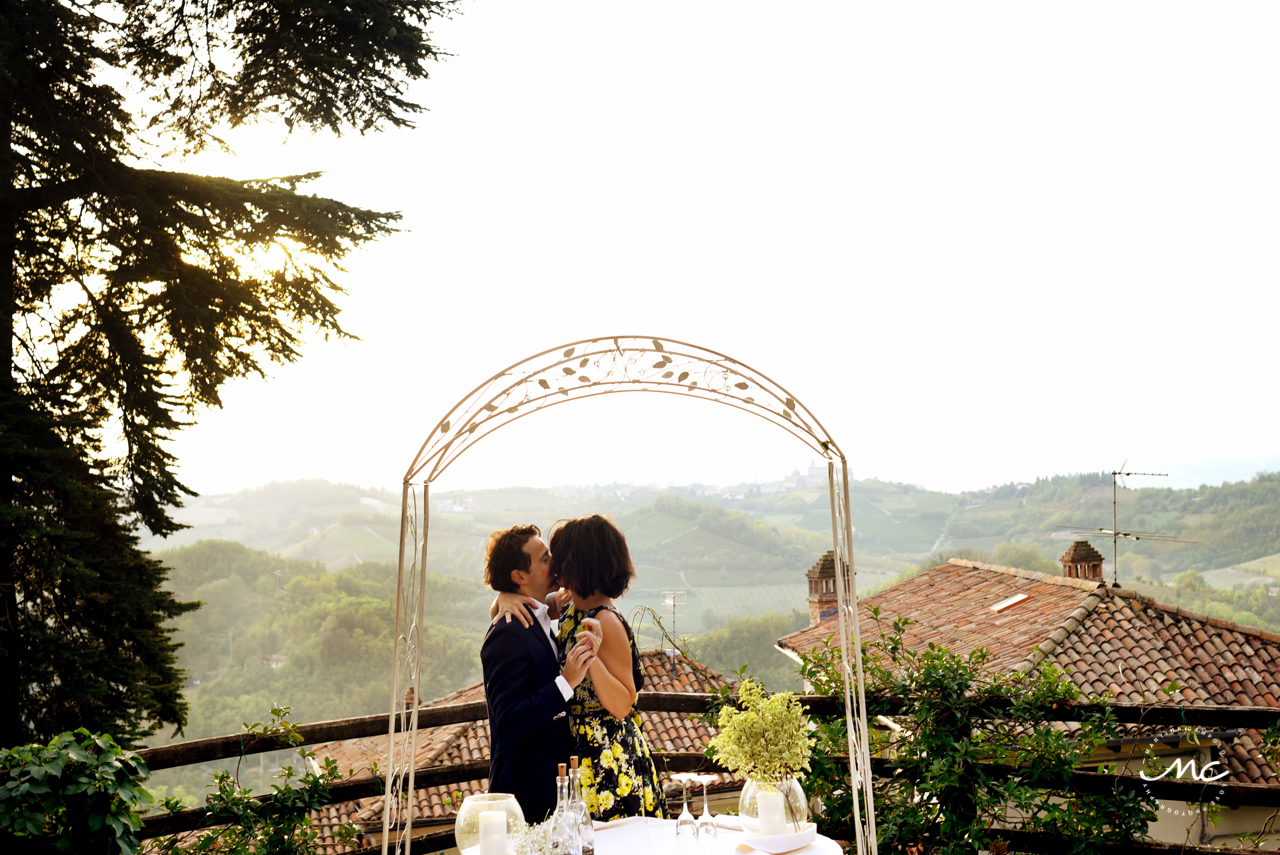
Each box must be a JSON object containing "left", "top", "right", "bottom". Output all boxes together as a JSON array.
[{"left": 383, "top": 336, "right": 877, "bottom": 855}]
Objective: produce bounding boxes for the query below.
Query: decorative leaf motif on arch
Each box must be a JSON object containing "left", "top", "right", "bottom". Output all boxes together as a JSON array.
[{"left": 405, "top": 336, "right": 842, "bottom": 483}]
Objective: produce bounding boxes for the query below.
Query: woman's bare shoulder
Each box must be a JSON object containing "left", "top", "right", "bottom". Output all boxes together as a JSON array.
[{"left": 595, "top": 607, "right": 626, "bottom": 633}]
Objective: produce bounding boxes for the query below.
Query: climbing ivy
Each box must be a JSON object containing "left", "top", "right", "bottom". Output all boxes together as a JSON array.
[{"left": 797, "top": 609, "right": 1158, "bottom": 854}]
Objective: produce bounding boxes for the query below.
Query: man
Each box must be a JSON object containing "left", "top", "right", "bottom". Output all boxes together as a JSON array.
[{"left": 481, "top": 524, "right": 594, "bottom": 823}]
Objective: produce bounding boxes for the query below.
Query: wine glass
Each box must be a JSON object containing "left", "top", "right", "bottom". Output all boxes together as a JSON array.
[
  {"left": 694, "top": 774, "right": 717, "bottom": 847},
  {"left": 673, "top": 773, "right": 697, "bottom": 849}
]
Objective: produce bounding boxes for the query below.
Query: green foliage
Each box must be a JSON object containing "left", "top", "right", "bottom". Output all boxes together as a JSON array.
[
  {"left": 152, "top": 708, "right": 359, "bottom": 855},
  {"left": 153, "top": 753, "right": 357, "bottom": 855},
  {"left": 1173, "top": 569, "right": 1208, "bottom": 592},
  {"left": 990, "top": 541, "right": 1059, "bottom": 575},
  {"left": 1128, "top": 572, "right": 1280, "bottom": 635},
  {"left": 0, "top": 709, "right": 358, "bottom": 855},
  {"left": 161, "top": 541, "right": 327, "bottom": 599},
  {"left": 687, "top": 611, "right": 808, "bottom": 693},
  {"left": 159, "top": 548, "right": 487, "bottom": 745},
  {"left": 707, "top": 679, "right": 812, "bottom": 782},
  {"left": 121, "top": 0, "right": 457, "bottom": 146},
  {"left": 619, "top": 497, "right": 828, "bottom": 585},
  {"left": 1, "top": 0, "right": 454, "bottom": 748},
  {"left": 0, "top": 395, "right": 198, "bottom": 748},
  {"left": 0, "top": 729, "right": 154, "bottom": 855},
  {"left": 797, "top": 610, "right": 1157, "bottom": 854}
]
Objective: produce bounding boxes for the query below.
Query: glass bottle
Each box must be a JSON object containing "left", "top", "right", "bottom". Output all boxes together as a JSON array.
[
  {"left": 569, "top": 756, "right": 594, "bottom": 855},
  {"left": 549, "top": 763, "right": 580, "bottom": 855}
]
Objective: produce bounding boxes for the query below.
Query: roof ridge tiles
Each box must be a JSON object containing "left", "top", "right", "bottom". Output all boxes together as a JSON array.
[
  {"left": 945, "top": 558, "right": 1104, "bottom": 592},
  {"left": 1013, "top": 591, "right": 1106, "bottom": 673}
]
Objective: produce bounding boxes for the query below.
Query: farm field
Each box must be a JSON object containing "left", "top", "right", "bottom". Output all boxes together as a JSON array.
[{"left": 1234, "top": 552, "right": 1280, "bottom": 578}]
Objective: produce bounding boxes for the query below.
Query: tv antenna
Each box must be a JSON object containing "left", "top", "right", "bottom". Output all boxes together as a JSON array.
[
  {"left": 661, "top": 591, "right": 686, "bottom": 640},
  {"left": 1060, "top": 463, "right": 1194, "bottom": 587},
  {"left": 660, "top": 591, "right": 686, "bottom": 676}
]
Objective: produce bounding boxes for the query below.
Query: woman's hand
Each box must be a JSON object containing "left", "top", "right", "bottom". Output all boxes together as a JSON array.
[
  {"left": 490, "top": 591, "right": 541, "bottom": 627},
  {"left": 546, "top": 587, "right": 571, "bottom": 620},
  {"left": 576, "top": 617, "right": 603, "bottom": 653},
  {"left": 561, "top": 637, "right": 596, "bottom": 689}
]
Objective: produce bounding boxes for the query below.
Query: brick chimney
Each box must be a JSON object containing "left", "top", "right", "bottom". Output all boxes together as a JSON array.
[
  {"left": 807, "top": 551, "right": 838, "bottom": 626},
  {"left": 1059, "top": 540, "right": 1105, "bottom": 582}
]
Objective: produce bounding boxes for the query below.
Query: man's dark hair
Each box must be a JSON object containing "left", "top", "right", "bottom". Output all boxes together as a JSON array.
[
  {"left": 484, "top": 524, "right": 541, "bottom": 593},
  {"left": 549, "top": 515, "right": 635, "bottom": 599}
]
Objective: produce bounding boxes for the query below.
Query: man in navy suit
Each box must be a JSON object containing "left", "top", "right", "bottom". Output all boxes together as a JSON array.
[{"left": 482, "top": 525, "right": 595, "bottom": 823}]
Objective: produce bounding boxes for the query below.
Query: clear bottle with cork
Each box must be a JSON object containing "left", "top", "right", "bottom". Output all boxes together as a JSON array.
[
  {"left": 549, "top": 762, "right": 580, "bottom": 855},
  {"left": 569, "top": 755, "right": 594, "bottom": 855}
]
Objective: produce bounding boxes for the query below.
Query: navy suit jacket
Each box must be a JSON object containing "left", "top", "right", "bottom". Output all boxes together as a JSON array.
[{"left": 481, "top": 608, "right": 573, "bottom": 824}]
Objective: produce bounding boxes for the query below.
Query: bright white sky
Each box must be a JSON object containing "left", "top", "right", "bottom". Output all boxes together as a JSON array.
[{"left": 166, "top": 1, "right": 1280, "bottom": 498}]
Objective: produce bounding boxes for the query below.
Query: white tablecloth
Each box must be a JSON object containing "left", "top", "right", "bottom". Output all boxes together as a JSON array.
[{"left": 592, "top": 816, "right": 841, "bottom": 855}]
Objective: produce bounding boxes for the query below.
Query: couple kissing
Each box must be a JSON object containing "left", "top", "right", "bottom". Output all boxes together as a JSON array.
[{"left": 480, "top": 515, "right": 666, "bottom": 824}]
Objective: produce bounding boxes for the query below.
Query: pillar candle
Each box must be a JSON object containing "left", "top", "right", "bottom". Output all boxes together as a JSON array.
[
  {"left": 479, "top": 810, "right": 507, "bottom": 855},
  {"left": 757, "top": 790, "right": 785, "bottom": 836}
]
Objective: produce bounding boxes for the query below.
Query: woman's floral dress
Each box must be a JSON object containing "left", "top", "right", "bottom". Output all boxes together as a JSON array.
[{"left": 557, "top": 604, "right": 666, "bottom": 822}]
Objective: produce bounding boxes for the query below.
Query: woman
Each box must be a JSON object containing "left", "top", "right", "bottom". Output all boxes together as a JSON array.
[
  {"left": 549, "top": 514, "right": 665, "bottom": 822},
  {"left": 492, "top": 514, "right": 665, "bottom": 822}
]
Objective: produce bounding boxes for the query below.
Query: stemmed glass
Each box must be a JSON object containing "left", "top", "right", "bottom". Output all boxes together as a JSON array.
[
  {"left": 694, "top": 774, "right": 717, "bottom": 847},
  {"left": 673, "top": 773, "right": 697, "bottom": 849}
]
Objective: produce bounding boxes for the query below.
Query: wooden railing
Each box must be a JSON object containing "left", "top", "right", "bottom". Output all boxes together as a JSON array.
[{"left": 135, "top": 693, "right": 1280, "bottom": 849}]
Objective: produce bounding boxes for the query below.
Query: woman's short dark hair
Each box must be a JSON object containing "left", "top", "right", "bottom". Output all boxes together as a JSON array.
[
  {"left": 484, "top": 524, "right": 541, "bottom": 593},
  {"left": 549, "top": 515, "right": 635, "bottom": 599}
]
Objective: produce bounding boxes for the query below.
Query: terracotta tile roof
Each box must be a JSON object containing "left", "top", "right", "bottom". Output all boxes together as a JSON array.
[
  {"left": 309, "top": 652, "right": 739, "bottom": 850},
  {"left": 778, "top": 559, "right": 1104, "bottom": 674},
  {"left": 778, "top": 558, "right": 1280, "bottom": 786},
  {"left": 1037, "top": 586, "right": 1280, "bottom": 784}
]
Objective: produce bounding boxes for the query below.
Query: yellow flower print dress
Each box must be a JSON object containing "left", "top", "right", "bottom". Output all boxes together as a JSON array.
[{"left": 558, "top": 604, "right": 666, "bottom": 823}]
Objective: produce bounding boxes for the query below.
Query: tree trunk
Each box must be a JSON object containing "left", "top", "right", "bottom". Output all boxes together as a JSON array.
[{"left": 0, "top": 80, "right": 22, "bottom": 747}]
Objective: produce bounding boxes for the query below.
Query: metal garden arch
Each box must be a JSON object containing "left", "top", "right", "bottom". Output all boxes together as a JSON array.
[{"left": 382, "top": 336, "right": 877, "bottom": 855}]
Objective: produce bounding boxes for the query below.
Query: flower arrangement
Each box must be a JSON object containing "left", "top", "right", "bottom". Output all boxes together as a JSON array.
[{"left": 708, "top": 678, "right": 813, "bottom": 782}]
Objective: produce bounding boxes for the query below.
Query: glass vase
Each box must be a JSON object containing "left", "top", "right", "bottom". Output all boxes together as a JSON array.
[
  {"left": 454, "top": 793, "right": 525, "bottom": 854},
  {"left": 738, "top": 777, "right": 809, "bottom": 836}
]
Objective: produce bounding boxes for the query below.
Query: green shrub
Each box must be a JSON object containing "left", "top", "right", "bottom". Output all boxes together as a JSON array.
[{"left": 0, "top": 729, "right": 153, "bottom": 854}]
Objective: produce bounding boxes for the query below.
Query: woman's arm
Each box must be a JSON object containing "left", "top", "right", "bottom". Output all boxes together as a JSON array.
[
  {"left": 586, "top": 610, "right": 638, "bottom": 719},
  {"left": 490, "top": 591, "right": 541, "bottom": 627}
]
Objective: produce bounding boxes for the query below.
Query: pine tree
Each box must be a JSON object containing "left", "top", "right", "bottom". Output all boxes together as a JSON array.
[{"left": 0, "top": 0, "right": 454, "bottom": 747}]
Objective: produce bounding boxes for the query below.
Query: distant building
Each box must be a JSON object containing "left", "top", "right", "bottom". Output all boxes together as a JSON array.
[
  {"left": 433, "top": 496, "right": 479, "bottom": 513},
  {"left": 805, "top": 550, "right": 839, "bottom": 625}
]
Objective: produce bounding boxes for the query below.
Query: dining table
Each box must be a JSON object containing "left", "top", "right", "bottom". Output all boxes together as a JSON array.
[{"left": 591, "top": 815, "right": 841, "bottom": 855}]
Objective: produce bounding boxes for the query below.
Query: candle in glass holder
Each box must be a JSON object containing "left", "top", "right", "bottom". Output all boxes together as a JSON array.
[
  {"left": 756, "top": 790, "right": 785, "bottom": 836},
  {"left": 479, "top": 809, "right": 507, "bottom": 855}
]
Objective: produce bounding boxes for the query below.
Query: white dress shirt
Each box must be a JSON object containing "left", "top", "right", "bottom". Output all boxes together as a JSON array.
[{"left": 531, "top": 601, "right": 574, "bottom": 702}]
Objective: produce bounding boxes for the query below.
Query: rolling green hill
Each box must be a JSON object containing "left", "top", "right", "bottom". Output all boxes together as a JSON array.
[{"left": 145, "top": 470, "right": 1280, "bottom": 610}]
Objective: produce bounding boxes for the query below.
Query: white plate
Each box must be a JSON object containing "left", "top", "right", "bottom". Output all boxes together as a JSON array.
[{"left": 734, "top": 822, "right": 818, "bottom": 854}]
